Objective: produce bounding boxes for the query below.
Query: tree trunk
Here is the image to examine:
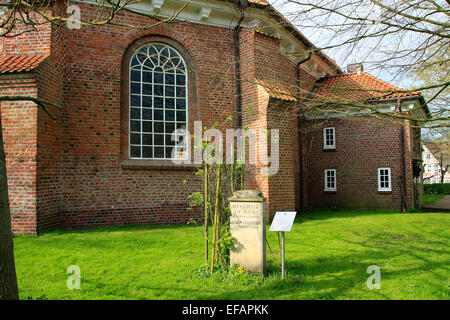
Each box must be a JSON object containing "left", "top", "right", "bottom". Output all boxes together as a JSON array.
[
  {"left": 210, "top": 164, "right": 222, "bottom": 274},
  {"left": 0, "top": 113, "right": 19, "bottom": 300},
  {"left": 204, "top": 163, "right": 209, "bottom": 263}
]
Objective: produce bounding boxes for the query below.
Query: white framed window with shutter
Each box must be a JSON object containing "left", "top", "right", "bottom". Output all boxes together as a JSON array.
[
  {"left": 378, "top": 168, "right": 392, "bottom": 192},
  {"left": 324, "top": 169, "right": 337, "bottom": 191},
  {"left": 323, "top": 127, "right": 336, "bottom": 149}
]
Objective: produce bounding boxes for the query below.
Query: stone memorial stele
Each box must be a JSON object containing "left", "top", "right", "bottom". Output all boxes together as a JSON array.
[{"left": 229, "top": 190, "right": 266, "bottom": 274}]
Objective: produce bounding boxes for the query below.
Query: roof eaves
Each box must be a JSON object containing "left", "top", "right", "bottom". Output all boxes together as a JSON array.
[
  {"left": 0, "top": 54, "right": 49, "bottom": 74},
  {"left": 253, "top": 3, "right": 342, "bottom": 74},
  {"left": 365, "top": 95, "right": 431, "bottom": 118},
  {"left": 257, "top": 79, "right": 297, "bottom": 101},
  {"left": 224, "top": 0, "right": 343, "bottom": 74}
]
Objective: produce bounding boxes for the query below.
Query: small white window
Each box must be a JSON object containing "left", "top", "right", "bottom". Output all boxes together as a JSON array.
[
  {"left": 426, "top": 153, "right": 431, "bottom": 160},
  {"left": 323, "top": 127, "right": 336, "bottom": 149},
  {"left": 378, "top": 168, "right": 391, "bottom": 192},
  {"left": 324, "top": 169, "right": 337, "bottom": 191}
]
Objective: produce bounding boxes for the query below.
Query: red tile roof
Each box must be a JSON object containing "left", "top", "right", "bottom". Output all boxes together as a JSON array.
[
  {"left": 310, "top": 71, "right": 421, "bottom": 104},
  {"left": 249, "top": 0, "right": 269, "bottom": 4},
  {"left": 0, "top": 54, "right": 48, "bottom": 74}
]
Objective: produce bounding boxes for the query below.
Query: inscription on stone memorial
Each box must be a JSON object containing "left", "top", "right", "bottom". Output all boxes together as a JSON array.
[
  {"left": 229, "top": 190, "right": 266, "bottom": 274},
  {"left": 230, "top": 203, "right": 262, "bottom": 229}
]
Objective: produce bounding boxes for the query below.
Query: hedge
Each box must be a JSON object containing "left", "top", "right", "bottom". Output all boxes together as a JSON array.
[{"left": 424, "top": 183, "right": 450, "bottom": 195}]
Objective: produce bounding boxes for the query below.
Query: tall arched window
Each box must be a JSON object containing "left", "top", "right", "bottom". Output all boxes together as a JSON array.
[{"left": 129, "top": 43, "right": 187, "bottom": 159}]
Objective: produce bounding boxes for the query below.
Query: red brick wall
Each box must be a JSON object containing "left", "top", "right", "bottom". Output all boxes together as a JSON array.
[
  {"left": 239, "top": 30, "right": 267, "bottom": 199},
  {"left": 298, "top": 70, "right": 319, "bottom": 209},
  {"left": 35, "top": 22, "right": 65, "bottom": 232},
  {"left": 2, "top": 3, "right": 325, "bottom": 234},
  {"left": 305, "top": 115, "right": 414, "bottom": 210},
  {"left": 0, "top": 9, "right": 54, "bottom": 235},
  {"left": 240, "top": 30, "right": 301, "bottom": 218},
  {"left": 0, "top": 75, "right": 38, "bottom": 234},
  {"left": 55, "top": 3, "right": 240, "bottom": 229},
  {"left": 1, "top": 2, "right": 418, "bottom": 235},
  {"left": 266, "top": 99, "right": 298, "bottom": 216},
  {"left": 0, "top": 11, "right": 51, "bottom": 56},
  {"left": 255, "top": 33, "right": 300, "bottom": 216}
]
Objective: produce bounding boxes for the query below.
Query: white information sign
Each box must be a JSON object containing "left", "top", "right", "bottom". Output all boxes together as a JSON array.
[{"left": 269, "top": 211, "right": 297, "bottom": 232}]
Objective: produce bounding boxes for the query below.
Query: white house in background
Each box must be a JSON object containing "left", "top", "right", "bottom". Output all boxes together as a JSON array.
[{"left": 423, "top": 144, "right": 450, "bottom": 184}]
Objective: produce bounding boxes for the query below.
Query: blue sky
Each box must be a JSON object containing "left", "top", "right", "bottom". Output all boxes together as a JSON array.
[{"left": 271, "top": 0, "right": 425, "bottom": 90}]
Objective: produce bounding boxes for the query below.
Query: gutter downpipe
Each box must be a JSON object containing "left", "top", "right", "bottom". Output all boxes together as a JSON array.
[
  {"left": 234, "top": 0, "right": 247, "bottom": 129},
  {"left": 297, "top": 53, "right": 312, "bottom": 210},
  {"left": 398, "top": 98, "right": 408, "bottom": 213},
  {"left": 233, "top": 0, "right": 247, "bottom": 190}
]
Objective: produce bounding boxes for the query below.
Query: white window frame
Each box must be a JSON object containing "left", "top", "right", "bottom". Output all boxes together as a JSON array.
[
  {"left": 378, "top": 168, "right": 392, "bottom": 192},
  {"left": 128, "top": 43, "right": 188, "bottom": 160},
  {"left": 323, "top": 127, "right": 336, "bottom": 150},
  {"left": 324, "top": 169, "right": 337, "bottom": 191}
]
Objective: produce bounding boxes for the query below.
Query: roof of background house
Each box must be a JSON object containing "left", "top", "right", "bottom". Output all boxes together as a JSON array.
[
  {"left": 0, "top": 54, "right": 48, "bottom": 74},
  {"left": 423, "top": 141, "right": 450, "bottom": 161},
  {"left": 248, "top": 0, "right": 269, "bottom": 4},
  {"left": 423, "top": 142, "right": 438, "bottom": 154},
  {"left": 311, "top": 71, "right": 422, "bottom": 103},
  {"left": 307, "top": 70, "right": 431, "bottom": 117}
]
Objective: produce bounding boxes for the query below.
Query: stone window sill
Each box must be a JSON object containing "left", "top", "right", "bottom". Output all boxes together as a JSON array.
[{"left": 121, "top": 160, "right": 201, "bottom": 171}]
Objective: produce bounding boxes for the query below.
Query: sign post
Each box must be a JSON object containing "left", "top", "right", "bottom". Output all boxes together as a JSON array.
[
  {"left": 269, "top": 211, "right": 297, "bottom": 279},
  {"left": 281, "top": 231, "right": 285, "bottom": 279}
]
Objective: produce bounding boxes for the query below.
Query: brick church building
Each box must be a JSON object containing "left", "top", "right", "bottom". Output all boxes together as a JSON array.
[{"left": 0, "top": 0, "right": 429, "bottom": 235}]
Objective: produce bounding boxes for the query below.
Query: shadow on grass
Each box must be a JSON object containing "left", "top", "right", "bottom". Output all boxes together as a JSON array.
[
  {"left": 15, "top": 209, "right": 448, "bottom": 299},
  {"left": 193, "top": 228, "right": 449, "bottom": 300},
  {"left": 295, "top": 208, "right": 434, "bottom": 224},
  {"left": 130, "top": 254, "right": 387, "bottom": 300},
  {"left": 194, "top": 253, "right": 448, "bottom": 300}
]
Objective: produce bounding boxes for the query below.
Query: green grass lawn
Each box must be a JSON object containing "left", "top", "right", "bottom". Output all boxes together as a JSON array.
[
  {"left": 14, "top": 210, "right": 449, "bottom": 300},
  {"left": 423, "top": 194, "right": 446, "bottom": 205}
]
